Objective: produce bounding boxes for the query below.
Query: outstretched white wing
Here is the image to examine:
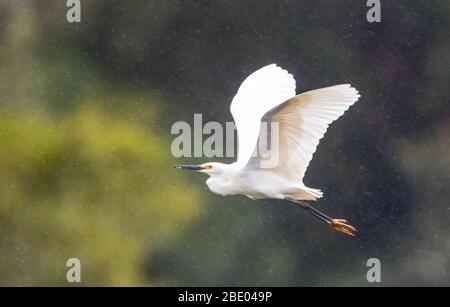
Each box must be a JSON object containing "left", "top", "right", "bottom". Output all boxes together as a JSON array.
[
  {"left": 230, "top": 64, "right": 296, "bottom": 168},
  {"left": 246, "top": 84, "right": 360, "bottom": 183}
]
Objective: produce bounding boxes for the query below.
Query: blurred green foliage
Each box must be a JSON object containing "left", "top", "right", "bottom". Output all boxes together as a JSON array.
[{"left": 0, "top": 102, "right": 202, "bottom": 285}]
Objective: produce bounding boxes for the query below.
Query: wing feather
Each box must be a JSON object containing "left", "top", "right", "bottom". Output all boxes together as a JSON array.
[
  {"left": 230, "top": 64, "right": 296, "bottom": 168},
  {"left": 246, "top": 84, "right": 360, "bottom": 183}
]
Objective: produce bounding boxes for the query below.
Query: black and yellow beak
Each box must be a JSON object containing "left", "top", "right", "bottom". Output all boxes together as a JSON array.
[{"left": 174, "top": 164, "right": 204, "bottom": 171}]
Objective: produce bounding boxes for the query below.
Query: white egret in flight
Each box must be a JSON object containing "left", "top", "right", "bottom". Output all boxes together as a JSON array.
[{"left": 175, "top": 64, "right": 360, "bottom": 236}]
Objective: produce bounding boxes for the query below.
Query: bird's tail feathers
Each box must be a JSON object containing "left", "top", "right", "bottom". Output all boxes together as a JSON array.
[{"left": 289, "top": 187, "right": 323, "bottom": 201}]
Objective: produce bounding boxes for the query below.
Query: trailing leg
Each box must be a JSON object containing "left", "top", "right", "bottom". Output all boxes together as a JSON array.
[{"left": 286, "top": 198, "right": 357, "bottom": 236}]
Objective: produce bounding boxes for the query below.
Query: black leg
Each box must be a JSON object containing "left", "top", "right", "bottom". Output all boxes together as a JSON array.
[
  {"left": 286, "top": 198, "right": 333, "bottom": 224},
  {"left": 285, "top": 198, "right": 357, "bottom": 236}
]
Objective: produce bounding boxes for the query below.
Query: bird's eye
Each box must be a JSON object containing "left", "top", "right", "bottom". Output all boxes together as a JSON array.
[{"left": 204, "top": 165, "right": 213, "bottom": 170}]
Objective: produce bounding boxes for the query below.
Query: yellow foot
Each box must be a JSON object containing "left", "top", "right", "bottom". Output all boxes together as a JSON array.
[{"left": 328, "top": 219, "right": 357, "bottom": 236}]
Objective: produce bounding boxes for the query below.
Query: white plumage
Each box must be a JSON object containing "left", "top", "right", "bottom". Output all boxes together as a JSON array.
[
  {"left": 231, "top": 64, "right": 296, "bottom": 169},
  {"left": 176, "top": 64, "right": 361, "bottom": 235}
]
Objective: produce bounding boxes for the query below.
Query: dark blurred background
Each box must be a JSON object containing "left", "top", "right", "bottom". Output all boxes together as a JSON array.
[{"left": 0, "top": 0, "right": 449, "bottom": 286}]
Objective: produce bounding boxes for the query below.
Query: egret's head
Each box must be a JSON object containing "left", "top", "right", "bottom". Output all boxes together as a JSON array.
[{"left": 174, "top": 162, "right": 226, "bottom": 176}]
